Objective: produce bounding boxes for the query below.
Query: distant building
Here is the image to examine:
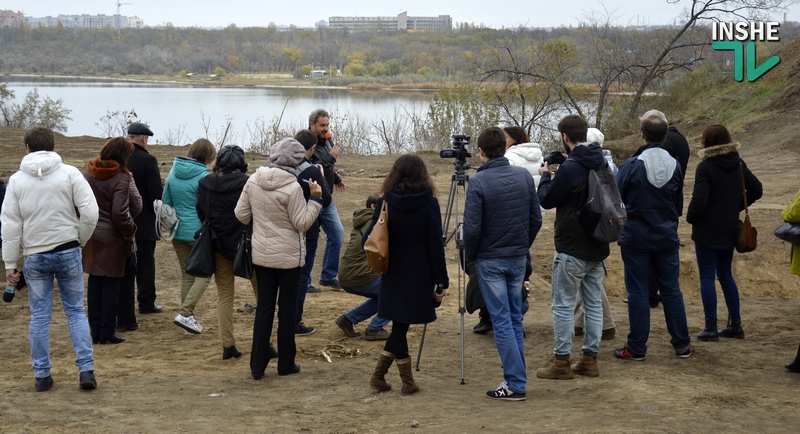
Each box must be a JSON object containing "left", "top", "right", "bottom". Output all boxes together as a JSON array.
[
  {"left": 329, "top": 12, "right": 451, "bottom": 32},
  {"left": 24, "top": 14, "right": 144, "bottom": 29},
  {"left": 0, "top": 10, "right": 24, "bottom": 28}
]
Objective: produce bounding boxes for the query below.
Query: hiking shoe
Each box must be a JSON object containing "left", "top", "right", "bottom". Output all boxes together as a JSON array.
[
  {"left": 319, "top": 279, "right": 341, "bottom": 289},
  {"left": 335, "top": 315, "right": 361, "bottom": 337},
  {"left": 306, "top": 285, "right": 321, "bottom": 294},
  {"left": 613, "top": 346, "right": 646, "bottom": 361},
  {"left": 676, "top": 345, "right": 695, "bottom": 358},
  {"left": 295, "top": 322, "right": 316, "bottom": 336},
  {"left": 486, "top": 381, "right": 526, "bottom": 401},
  {"left": 173, "top": 314, "right": 202, "bottom": 334},
  {"left": 364, "top": 328, "right": 390, "bottom": 341}
]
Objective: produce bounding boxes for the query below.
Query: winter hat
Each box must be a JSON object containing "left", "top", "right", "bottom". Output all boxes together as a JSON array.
[
  {"left": 127, "top": 122, "right": 154, "bottom": 136},
  {"left": 269, "top": 138, "right": 305, "bottom": 167},
  {"left": 587, "top": 128, "right": 605, "bottom": 147},
  {"left": 216, "top": 145, "right": 247, "bottom": 172}
]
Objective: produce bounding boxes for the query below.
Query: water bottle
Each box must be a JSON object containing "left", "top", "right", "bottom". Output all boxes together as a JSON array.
[{"left": 3, "top": 284, "right": 15, "bottom": 303}]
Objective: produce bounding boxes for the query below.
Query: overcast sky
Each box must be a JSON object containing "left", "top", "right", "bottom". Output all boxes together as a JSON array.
[{"left": 4, "top": 0, "right": 798, "bottom": 28}]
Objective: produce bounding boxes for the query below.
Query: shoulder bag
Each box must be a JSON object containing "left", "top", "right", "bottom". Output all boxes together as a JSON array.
[
  {"left": 775, "top": 221, "right": 800, "bottom": 244},
  {"left": 185, "top": 190, "right": 216, "bottom": 277},
  {"left": 735, "top": 163, "right": 758, "bottom": 253},
  {"left": 364, "top": 201, "right": 389, "bottom": 275},
  {"left": 233, "top": 224, "right": 253, "bottom": 279},
  {"left": 154, "top": 177, "right": 180, "bottom": 241}
]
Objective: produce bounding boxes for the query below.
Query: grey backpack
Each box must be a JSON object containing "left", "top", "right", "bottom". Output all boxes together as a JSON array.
[{"left": 578, "top": 161, "right": 627, "bottom": 243}]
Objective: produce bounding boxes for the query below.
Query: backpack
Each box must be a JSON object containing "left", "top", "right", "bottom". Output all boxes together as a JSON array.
[{"left": 578, "top": 160, "right": 627, "bottom": 243}]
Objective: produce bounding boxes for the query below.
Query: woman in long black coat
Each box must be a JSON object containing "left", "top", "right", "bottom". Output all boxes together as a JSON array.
[{"left": 364, "top": 154, "right": 449, "bottom": 395}]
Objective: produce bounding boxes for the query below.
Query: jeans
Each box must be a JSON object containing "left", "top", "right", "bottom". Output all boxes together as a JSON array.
[
  {"left": 135, "top": 239, "right": 158, "bottom": 310},
  {"left": 342, "top": 277, "right": 390, "bottom": 331},
  {"left": 25, "top": 247, "right": 94, "bottom": 378},
  {"left": 476, "top": 256, "right": 526, "bottom": 394},
  {"left": 318, "top": 201, "right": 344, "bottom": 281},
  {"left": 695, "top": 244, "right": 740, "bottom": 322},
  {"left": 550, "top": 252, "right": 604, "bottom": 356},
  {"left": 297, "top": 236, "right": 319, "bottom": 327},
  {"left": 621, "top": 248, "right": 690, "bottom": 354}
]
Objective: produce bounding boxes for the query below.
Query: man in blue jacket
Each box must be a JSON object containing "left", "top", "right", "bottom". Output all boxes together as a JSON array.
[
  {"left": 613, "top": 115, "right": 693, "bottom": 361},
  {"left": 464, "top": 127, "right": 541, "bottom": 401},
  {"left": 536, "top": 115, "right": 608, "bottom": 380}
]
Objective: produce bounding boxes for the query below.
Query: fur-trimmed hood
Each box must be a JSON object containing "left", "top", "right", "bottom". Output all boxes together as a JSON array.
[{"left": 698, "top": 143, "right": 740, "bottom": 160}]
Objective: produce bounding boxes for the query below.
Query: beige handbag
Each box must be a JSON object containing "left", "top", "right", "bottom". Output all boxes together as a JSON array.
[{"left": 364, "top": 201, "right": 389, "bottom": 274}]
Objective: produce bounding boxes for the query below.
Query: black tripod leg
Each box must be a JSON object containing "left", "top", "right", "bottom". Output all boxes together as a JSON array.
[{"left": 415, "top": 323, "right": 428, "bottom": 371}]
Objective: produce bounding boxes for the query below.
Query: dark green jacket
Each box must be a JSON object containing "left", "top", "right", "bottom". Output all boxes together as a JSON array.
[{"left": 339, "top": 207, "right": 379, "bottom": 288}]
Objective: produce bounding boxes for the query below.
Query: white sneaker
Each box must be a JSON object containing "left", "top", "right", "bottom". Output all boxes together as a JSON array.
[{"left": 174, "top": 314, "right": 202, "bottom": 334}]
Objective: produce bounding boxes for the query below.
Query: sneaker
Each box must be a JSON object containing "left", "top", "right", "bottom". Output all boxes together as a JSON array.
[
  {"left": 335, "top": 315, "right": 361, "bottom": 337},
  {"left": 295, "top": 322, "right": 316, "bottom": 336},
  {"left": 613, "top": 346, "right": 646, "bottom": 361},
  {"left": 173, "top": 314, "right": 202, "bottom": 334},
  {"left": 306, "top": 285, "right": 321, "bottom": 294},
  {"left": 486, "top": 381, "right": 526, "bottom": 401},
  {"left": 184, "top": 330, "right": 195, "bottom": 336},
  {"left": 364, "top": 328, "right": 390, "bottom": 341},
  {"left": 319, "top": 279, "right": 341, "bottom": 289},
  {"left": 676, "top": 345, "right": 695, "bottom": 358}
]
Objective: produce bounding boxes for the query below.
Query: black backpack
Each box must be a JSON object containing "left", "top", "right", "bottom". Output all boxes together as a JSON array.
[{"left": 578, "top": 161, "right": 627, "bottom": 243}]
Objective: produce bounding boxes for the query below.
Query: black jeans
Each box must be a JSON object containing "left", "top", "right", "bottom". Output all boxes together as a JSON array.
[
  {"left": 251, "top": 265, "right": 301, "bottom": 376},
  {"left": 117, "top": 255, "right": 137, "bottom": 327},
  {"left": 88, "top": 275, "right": 122, "bottom": 339},
  {"left": 134, "top": 240, "right": 158, "bottom": 310}
]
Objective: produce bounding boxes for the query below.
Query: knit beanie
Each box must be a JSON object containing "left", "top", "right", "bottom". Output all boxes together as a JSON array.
[
  {"left": 269, "top": 138, "right": 305, "bottom": 167},
  {"left": 216, "top": 145, "right": 247, "bottom": 172}
]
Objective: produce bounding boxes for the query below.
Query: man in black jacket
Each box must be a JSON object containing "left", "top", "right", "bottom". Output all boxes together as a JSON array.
[
  {"left": 125, "top": 122, "right": 163, "bottom": 316},
  {"left": 308, "top": 109, "right": 345, "bottom": 290},
  {"left": 536, "top": 115, "right": 608, "bottom": 380}
]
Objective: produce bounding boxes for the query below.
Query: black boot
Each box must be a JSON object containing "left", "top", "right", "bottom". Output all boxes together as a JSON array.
[
  {"left": 718, "top": 316, "right": 745, "bottom": 339},
  {"left": 786, "top": 344, "right": 800, "bottom": 373},
  {"left": 696, "top": 319, "right": 719, "bottom": 342}
]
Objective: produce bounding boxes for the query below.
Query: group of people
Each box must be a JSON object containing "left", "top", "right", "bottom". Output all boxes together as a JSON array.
[{"left": 4, "top": 106, "right": 799, "bottom": 400}]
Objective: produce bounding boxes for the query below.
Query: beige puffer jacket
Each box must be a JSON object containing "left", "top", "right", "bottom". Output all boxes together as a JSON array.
[{"left": 234, "top": 165, "right": 323, "bottom": 269}]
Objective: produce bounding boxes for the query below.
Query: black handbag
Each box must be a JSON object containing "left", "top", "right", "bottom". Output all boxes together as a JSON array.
[
  {"left": 185, "top": 222, "right": 216, "bottom": 278},
  {"left": 233, "top": 225, "right": 253, "bottom": 279},
  {"left": 775, "top": 222, "right": 800, "bottom": 244}
]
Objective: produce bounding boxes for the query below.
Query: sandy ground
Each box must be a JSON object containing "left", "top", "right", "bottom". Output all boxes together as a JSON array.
[{"left": 2, "top": 109, "right": 800, "bottom": 433}]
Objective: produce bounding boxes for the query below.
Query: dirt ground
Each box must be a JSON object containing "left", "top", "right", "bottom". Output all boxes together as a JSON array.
[{"left": 2, "top": 101, "right": 800, "bottom": 432}]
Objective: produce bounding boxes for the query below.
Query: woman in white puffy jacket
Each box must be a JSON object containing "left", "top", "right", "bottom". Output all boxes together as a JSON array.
[{"left": 503, "top": 126, "right": 543, "bottom": 189}]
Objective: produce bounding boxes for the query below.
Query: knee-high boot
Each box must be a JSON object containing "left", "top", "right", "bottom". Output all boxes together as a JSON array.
[
  {"left": 396, "top": 357, "right": 419, "bottom": 395},
  {"left": 370, "top": 351, "right": 394, "bottom": 391},
  {"left": 786, "top": 343, "right": 800, "bottom": 373}
]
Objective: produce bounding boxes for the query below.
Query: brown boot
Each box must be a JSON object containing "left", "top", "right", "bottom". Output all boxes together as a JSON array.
[
  {"left": 396, "top": 357, "right": 420, "bottom": 395},
  {"left": 369, "top": 351, "right": 394, "bottom": 391},
  {"left": 571, "top": 351, "right": 599, "bottom": 377},
  {"left": 536, "top": 355, "right": 574, "bottom": 380}
]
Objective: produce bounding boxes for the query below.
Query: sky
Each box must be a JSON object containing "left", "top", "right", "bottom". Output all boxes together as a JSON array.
[{"left": 4, "top": 0, "right": 800, "bottom": 29}]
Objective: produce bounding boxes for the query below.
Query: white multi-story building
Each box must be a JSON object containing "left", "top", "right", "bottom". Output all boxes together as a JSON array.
[
  {"left": 24, "top": 14, "right": 144, "bottom": 29},
  {"left": 329, "top": 12, "right": 451, "bottom": 32}
]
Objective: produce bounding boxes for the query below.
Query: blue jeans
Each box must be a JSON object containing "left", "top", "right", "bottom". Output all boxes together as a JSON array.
[
  {"left": 476, "top": 256, "right": 526, "bottom": 394},
  {"left": 25, "top": 247, "right": 94, "bottom": 378},
  {"left": 318, "top": 201, "right": 344, "bottom": 281},
  {"left": 695, "top": 244, "right": 740, "bottom": 322},
  {"left": 342, "top": 277, "right": 390, "bottom": 331},
  {"left": 621, "top": 248, "right": 690, "bottom": 354},
  {"left": 297, "top": 236, "right": 319, "bottom": 327},
  {"left": 550, "top": 252, "right": 604, "bottom": 356}
]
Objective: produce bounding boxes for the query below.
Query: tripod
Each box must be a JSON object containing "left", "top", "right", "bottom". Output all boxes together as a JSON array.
[{"left": 416, "top": 159, "right": 469, "bottom": 385}]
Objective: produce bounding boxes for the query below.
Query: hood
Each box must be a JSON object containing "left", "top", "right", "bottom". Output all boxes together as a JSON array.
[
  {"left": 568, "top": 142, "right": 606, "bottom": 169},
  {"left": 86, "top": 156, "right": 122, "bottom": 180},
  {"left": 698, "top": 143, "right": 741, "bottom": 172},
  {"left": 383, "top": 189, "right": 433, "bottom": 212},
  {"left": 172, "top": 157, "right": 209, "bottom": 180},
  {"left": 19, "top": 151, "right": 63, "bottom": 179},
  {"left": 636, "top": 146, "right": 677, "bottom": 188},
  {"left": 201, "top": 171, "right": 248, "bottom": 194},
  {"left": 253, "top": 165, "right": 298, "bottom": 191},
  {"left": 352, "top": 207, "right": 374, "bottom": 228},
  {"left": 505, "top": 142, "right": 543, "bottom": 163}
]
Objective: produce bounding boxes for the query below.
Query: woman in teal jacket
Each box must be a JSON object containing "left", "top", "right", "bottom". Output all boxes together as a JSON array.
[{"left": 163, "top": 139, "right": 216, "bottom": 335}]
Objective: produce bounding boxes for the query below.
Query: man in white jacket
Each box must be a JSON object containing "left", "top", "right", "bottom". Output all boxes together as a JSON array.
[{"left": 1, "top": 127, "right": 99, "bottom": 392}]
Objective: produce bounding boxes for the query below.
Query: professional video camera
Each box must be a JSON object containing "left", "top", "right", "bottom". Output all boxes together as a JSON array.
[{"left": 439, "top": 134, "right": 472, "bottom": 167}]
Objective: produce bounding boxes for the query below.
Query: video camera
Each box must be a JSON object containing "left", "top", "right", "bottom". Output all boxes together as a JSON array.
[
  {"left": 439, "top": 134, "right": 472, "bottom": 166},
  {"left": 541, "top": 150, "right": 567, "bottom": 166}
]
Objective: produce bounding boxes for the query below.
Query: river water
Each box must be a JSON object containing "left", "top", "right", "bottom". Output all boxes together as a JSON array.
[{"left": 4, "top": 77, "right": 432, "bottom": 147}]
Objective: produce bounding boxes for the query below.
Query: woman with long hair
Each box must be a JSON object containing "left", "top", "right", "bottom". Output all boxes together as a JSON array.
[
  {"left": 83, "top": 137, "right": 137, "bottom": 344},
  {"left": 687, "top": 125, "right": 762, "bottom": 341},
  {"left": 365, "top": 154, "right": 449, "bottom": 395},
  {"left": 164, "top": 138, "right": 216, "bottom": 335},
  {"left": 235, "top": 138, "right": 323, "bottom": 379}
]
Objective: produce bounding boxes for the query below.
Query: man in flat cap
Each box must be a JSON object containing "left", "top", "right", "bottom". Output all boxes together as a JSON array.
[{"left": 120, "top": 122, "right": 163, "bottom": 327}]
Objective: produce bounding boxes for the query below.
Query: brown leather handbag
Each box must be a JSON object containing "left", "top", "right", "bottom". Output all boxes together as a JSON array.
[
  {"left": 735, "top": 163, "right": 757, "bottom": 253},
  {"left": 364, "top": 201, "right": 389, "bottom": 274}
]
